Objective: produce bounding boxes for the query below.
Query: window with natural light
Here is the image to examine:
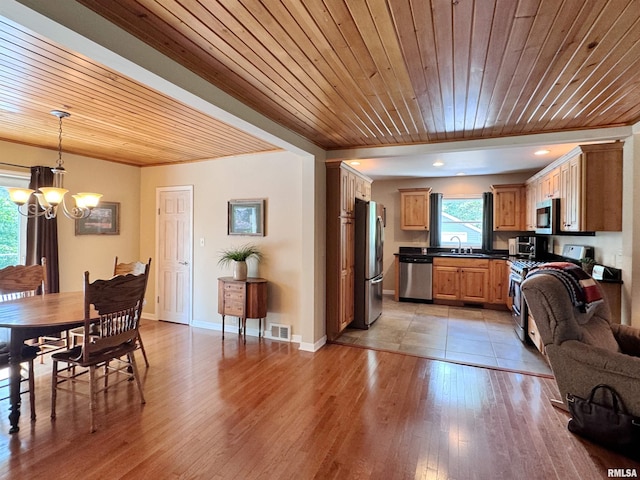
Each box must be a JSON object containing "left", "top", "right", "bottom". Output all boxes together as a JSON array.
[
  {"left": 440, "top": 196, "right": 484, "bottom": 248},
  {"left": 0, "top": 174, "right": 29, "bottom": 268}
]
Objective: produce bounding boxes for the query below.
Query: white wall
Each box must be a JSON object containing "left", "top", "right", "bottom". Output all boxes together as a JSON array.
[
  {"left": 0, "top": 140, "right": 141, "bottom": 291},
  {"left": 139, "top": 151, "right": 307, "bottom": 340},
  {"left": 621, "top": 128, "right": 640, "bottom": 327}
]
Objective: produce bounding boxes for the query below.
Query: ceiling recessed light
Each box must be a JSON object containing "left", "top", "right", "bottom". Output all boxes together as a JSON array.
[
  {"left": 535, "top": 149, "right": 550, "bottom": 156},
  {"left": 433, "top": 160, "right": 444, "bottom": 167},
  {"left": 456, "top": 172, "right": 466, "bottom": 176},
  {"left": 350, "top": 161, "right": 360, "bottom": 166}
]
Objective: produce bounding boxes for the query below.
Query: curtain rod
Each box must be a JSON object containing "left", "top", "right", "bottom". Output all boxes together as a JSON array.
[{"left": 0, "top": 162, "right": 30, "bottom": 170}]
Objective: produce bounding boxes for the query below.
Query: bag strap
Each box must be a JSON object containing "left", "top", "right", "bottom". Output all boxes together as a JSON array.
[{"left": 588, "top": 384, "right": 625, "bottom": 413}]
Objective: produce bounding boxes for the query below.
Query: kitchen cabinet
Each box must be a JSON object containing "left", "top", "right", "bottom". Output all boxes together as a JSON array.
[
  {"left": 339, "top": 166, "right": 357, "bottom": 217},
  {"left": 326, "top": 162, "right": 372, "bottom": 341},
  {"left": 399, "top": 188, "right": 431, "bottom": 230},
  {"left": 527, "top": 142, "right": 623, "bottom": 233},
  {"left": 491, "top": 184, "right": 526, "bottom": 231},
  {"left": 355, "top": 175, "right": 371, "bottom": 201},
  {"left": 339, "top": 217, "right": 355, "bottom": 331},
  {"left": 489, "top": 259, "right": 508, "bottom": 305},
  {"left": 527, "top": 313, "right": 545, "bottom": 355},
  {"left": 538, "top": 167, "right": 561, "bottom": 200},
  {"left": 433, "top": 257, "right": 508, "bottom": 306},
  {"left": 561, "top": 147, "right": 624, "bottom": 232},
  {"left": 505, "top": 261, "right": 513, "bottom": 311},
  {"left": 560, "top": 156, "right": 581, "bottom": 231},
  {"left": 432, "top": 257, "right": 489, "bottom": 303},
  {"left": 432, "top": 264, "right": 460, "bottom": 300},
  {"left": 524, "top": 180, "right": 537, "bottom": 231}
]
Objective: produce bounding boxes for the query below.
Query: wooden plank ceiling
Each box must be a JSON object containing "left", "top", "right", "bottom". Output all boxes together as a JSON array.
[
  {"left": 0, "top": 15, "right": 280, "bottom": 167},
  {"left": 3, "top": 0, "right": 640, "bottom": 166}
]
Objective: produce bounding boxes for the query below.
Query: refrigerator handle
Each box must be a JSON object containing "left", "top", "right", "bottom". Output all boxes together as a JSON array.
[{"left": 371, "top": 276, "right": 384, "bottom": 284}]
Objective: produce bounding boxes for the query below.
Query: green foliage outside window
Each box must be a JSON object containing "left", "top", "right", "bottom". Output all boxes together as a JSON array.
[
  {"left": 0, "top": 189, "right": 21, "bottom": 268},
  {"left": 442, "top": 199, "right": 483, "bottom": 221}
]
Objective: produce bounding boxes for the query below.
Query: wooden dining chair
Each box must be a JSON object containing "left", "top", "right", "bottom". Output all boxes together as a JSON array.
[
  {"left": 113, "top": 257, "right": 151, "bottom": 367},
  {"left": 0, "top": 259, "right": 48, "bottom": 420},
  {"left": 70, "top": 257, "right": 151, "bottom": 367},
  {"left": 50, "top": 265, "right": 150, "bottom": 433},
  {"left": 113, "top": 256, "right": 148, "bottom": 276}
]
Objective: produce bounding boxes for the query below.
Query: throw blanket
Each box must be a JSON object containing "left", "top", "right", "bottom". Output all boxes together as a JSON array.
[{"left": 527, "top": 262, "right": 603, "bottom": 314}]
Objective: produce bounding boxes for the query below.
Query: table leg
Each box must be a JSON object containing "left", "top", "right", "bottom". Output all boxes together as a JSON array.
[
  {"left": 8, "top": 334, "right": 23, "bottom": 433},
  {"left": 222, "top": 314, "right": 225, "bottom": 339}
]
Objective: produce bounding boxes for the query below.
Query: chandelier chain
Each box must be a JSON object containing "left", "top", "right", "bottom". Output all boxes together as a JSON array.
[{"left": 57, "top": 114, "right": 64, "bottom": 167}]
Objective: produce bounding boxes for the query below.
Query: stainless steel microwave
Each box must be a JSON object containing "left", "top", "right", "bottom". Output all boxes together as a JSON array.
[{"left": 535, "top": 198, "right": 559, "bottom": 234}]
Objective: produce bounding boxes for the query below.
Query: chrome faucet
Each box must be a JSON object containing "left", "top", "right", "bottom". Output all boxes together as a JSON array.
[{"left": 450, "top": 235, "right": 462, "bottom": 254}]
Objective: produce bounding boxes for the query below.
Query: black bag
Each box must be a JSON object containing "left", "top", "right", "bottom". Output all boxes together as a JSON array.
[{"left": 567, "top": 384, "right": 640, "bottom": 459}]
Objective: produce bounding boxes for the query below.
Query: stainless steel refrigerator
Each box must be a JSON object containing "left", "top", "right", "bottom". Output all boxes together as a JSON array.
[{"left": 352, "top": 198, "right": 385, "bottom": 329}]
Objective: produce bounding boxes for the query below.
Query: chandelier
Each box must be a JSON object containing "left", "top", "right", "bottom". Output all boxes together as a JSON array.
[{"left": 7, "top": 110, "right": 102, "bottom": 220}]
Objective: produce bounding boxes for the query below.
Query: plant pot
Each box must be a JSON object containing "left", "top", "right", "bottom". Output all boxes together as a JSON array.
[{"left": 233, "top": 260, "right": 247, "bottom": 281}]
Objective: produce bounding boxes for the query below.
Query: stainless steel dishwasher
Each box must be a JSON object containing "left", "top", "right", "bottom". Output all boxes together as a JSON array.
[{"left": 398, "top": 254, "right": 433, "bottom": 302}]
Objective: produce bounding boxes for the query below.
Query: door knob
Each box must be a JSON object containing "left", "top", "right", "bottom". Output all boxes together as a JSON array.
[{"left": 179, "top": 261, "right": 189, "bottom": 266}]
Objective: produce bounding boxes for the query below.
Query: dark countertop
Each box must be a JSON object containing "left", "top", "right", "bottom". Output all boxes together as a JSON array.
[
  {"left": 394, "top": 249, "right": 624, "bottom": 283},
  {"left": 394, "top": 248, "right": 510, "bottom": 261}
]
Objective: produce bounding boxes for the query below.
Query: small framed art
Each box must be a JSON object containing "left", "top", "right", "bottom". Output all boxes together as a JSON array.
[
  {"left": 228, "top": 199, "right": 265, "bottom": 236},
  {"left": 75, "top": 201, "right": 120, "bottom": 235}
]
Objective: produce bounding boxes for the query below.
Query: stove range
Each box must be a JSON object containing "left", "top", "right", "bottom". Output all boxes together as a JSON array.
[{"left": 509, "top": 259, "right": 549, "bottom": 276}]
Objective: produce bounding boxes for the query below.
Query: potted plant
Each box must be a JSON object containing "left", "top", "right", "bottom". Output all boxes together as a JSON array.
[
  {"left": 218, "top": 243, "right": 262, "bottom": 281},
  {"left": 580, "top": 257, "right": 596, "bottom": 275}
]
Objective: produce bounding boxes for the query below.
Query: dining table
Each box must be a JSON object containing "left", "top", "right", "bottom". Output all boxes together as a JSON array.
[{"left": 0, "top": 291, "right": 88, "bottom": 433}]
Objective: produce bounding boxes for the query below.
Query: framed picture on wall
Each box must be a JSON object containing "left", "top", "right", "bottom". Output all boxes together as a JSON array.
[
  {"left": 228, "top": 199, "right": 265, "bottom": 236},
  {"left": 75, "top": 201, "right": 120, "bottom": 235}
]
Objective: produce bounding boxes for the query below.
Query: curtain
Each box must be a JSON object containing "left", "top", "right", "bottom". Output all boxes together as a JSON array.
[
  {"left": 26, "top": 166, "right": 60, "bottom": 293},
  {"left": 482, "top": 192, "right": 493, "bottom": 251},
  {"left": 429, "top": 192, "right": 443, "bottom": 247}
]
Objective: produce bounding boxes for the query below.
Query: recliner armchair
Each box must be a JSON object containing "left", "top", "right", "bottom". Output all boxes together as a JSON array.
[{"left": 521, "top": 272, "right": 640, "bottom": 417}]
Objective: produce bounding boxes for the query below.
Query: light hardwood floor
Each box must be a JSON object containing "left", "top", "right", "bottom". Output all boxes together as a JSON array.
[{"left": 0, "top": 320, "right": 637, "bottom": 479}]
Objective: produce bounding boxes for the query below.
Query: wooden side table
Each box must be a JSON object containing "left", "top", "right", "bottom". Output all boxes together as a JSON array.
[{"left": 217, "top": 277, "right": 267, "bottom": 343}]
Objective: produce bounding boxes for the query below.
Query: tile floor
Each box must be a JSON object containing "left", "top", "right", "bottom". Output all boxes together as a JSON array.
[{"left": 336, "top": 295, "right": 553, "bottom": 376}]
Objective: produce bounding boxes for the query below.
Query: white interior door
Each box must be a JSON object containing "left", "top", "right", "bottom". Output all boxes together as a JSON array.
[{"left": 156, "top": 186, "right": 193, "bottom": 324}]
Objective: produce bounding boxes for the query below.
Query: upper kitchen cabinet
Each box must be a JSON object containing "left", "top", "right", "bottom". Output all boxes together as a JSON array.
[
  {"left": 491, "top": 184, "right": 526, "bottom": 231},
  {"left": 399, "top": 188, "right": 432, "bottom": 230},
  {"left": 529, "top": 142, "right": 623, "bottom": 233},
  {"left": 524, "top": 180, "right": 537, "bottom": 231},
  {"left": 326, "top": 162, "right": 372, "bottom": 341},
  {"left": 561, "top": 143, "right": 622, "bottom": 232},
  {"left": 538, "top": 167, "right": 561, "bottom": 200}
]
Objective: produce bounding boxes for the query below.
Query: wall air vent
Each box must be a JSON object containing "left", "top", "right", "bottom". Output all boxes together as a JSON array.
[{"left": 269, "top": 323, "right": 291, "bottom": 341}]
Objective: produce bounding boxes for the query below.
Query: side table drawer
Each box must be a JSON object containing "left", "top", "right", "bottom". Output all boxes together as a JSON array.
[
  {"left": 224, "top": 283, "right": 245, "bottom": 294},
  {"left": 223, "top": 292, "right": 245, "bottom": 316}
]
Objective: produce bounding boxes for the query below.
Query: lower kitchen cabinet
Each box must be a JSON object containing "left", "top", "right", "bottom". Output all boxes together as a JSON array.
[
  {"left": 433, "top": 257, "right": 506, "bottom": 306},
  {"left": 433, "top": 258, "right": 489, "bottom": 303},
  {"left": 432, "top": 265, "right": 459, "bottom": 300},
  {"left": 489, "top": 259, "right": 508, "bottom": 304},
  {"left": 459, "top": 267, "right": 489, "bottom": 302},
  {"left": 527, "top": 314, "right": 545, "bottom": 355}
]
